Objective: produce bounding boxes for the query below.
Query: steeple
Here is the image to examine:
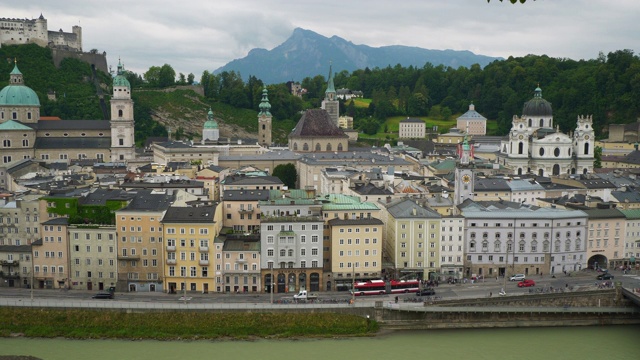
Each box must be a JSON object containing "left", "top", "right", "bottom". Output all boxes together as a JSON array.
[
  {"left": 259, "top": 87, "right": 271, "bottom": 116},
  {"left": 9, "top": 59, "right": 23, "bottom": 85},
  {"left": 325, "top": 61, "right": 336, "bottom": 99},
  {"left": 258, "top": 86, "right": 272, "bottom": 147}
]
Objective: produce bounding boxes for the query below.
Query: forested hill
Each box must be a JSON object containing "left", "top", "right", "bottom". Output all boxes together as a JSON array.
[
  {"left": 3, "top": 44, "right": 640, "bottom": 145},
  {"left": 0, "top": 44, "right": 110, "bottom": 120}
]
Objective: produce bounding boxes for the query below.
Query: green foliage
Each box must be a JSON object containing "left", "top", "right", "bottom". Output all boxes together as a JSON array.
[
  {"left": 594, "top": 146, "right": 603, "bottom": 168},
  {"left": 0, "top": 308, "right": 377, "bottom": 339},
  {"left": 272, "top": 163, "right": 298, "bottom": 188}
]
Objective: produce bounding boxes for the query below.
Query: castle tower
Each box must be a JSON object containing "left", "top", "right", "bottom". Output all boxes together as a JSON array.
[
  {"left": 110, "top": 60, "right": 135, "bottom": 162},
  {"left": 454, "top": 132, "right": 475, "bottom": 205},
  {"left": 258, "top": 87, "right": 272, "bottom": 146},
  {"left": 202, "top": 108, "right": 219, "bottom": 142},
  {"left": 321, "top": 63, "right": 339, "bottom": 126}
]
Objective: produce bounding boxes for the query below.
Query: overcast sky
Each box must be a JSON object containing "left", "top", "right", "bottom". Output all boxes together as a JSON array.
[{"left": 2, "top": 0, "right": 639, "bottom": 80}]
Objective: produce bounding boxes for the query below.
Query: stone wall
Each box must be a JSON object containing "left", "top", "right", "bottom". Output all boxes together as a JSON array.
[{"left": 51, "top": 49, "right": 108, "bottom": 74}]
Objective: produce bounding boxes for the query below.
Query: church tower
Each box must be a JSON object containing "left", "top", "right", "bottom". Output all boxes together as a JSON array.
[
  {"left": 202, "top": 108, "right": 219, "bottom": 142},
  {"left": 574, "top": 115, "right": 595, "bottom": 174},
  {"left": 454, "top": 133, "right": 475, "bottom": 205},
  {"left": 110, "top": 60, "right": 135, "bottom": 162},
  {"left": 258, "top": 87, "right": 272, "bottom": 146},
  {"left": 321, "top": 63, "right": 339, "bottom": 126}
]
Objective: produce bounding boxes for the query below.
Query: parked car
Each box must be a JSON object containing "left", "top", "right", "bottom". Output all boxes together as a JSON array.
[
  {"left": 509, "top": 274, "right": 526, "bottom": 281},
  {"left": 597, "top": 273, "right": 614, "bottom": 280},
  {"left": 416, "top": 288, "right": 436, "bottom": 296},
  {"left": 92, "top": 292, "right": 114, "bottom": 299},
  {"left": 517, "top": 279, "right": 536, "bottom": 287}
]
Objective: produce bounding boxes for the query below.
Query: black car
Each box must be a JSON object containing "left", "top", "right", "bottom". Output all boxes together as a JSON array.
[
  {"left": 596, "top": 273, "right": 614, "bottom": 280},
  {"left": 92, "top": 292, "right": 114, "bottom": 299},
  {"left": 416, "top": 288, "right": 436, "bottom": 296}
]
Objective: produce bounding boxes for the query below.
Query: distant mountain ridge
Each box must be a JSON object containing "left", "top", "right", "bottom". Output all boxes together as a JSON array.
[{"left": 214, "top": 28, "right": 502, "bottom": 84}]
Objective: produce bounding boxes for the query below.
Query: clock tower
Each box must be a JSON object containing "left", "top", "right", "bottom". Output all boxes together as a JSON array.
[{"left": 454, "top": 132, "right": 475, "bottom": 205}]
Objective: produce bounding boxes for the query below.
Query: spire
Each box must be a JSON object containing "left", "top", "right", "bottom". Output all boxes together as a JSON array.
[
  {"left": 9, "top": 59, "right": 23, "bottom": 85},
  {"left": 325, "top": 61, "right": 336, "bottom": 96},
  {"left": 259, "top": 87, "right": 271, "bottom": 116},
  {"left": 534, "top": 85, "right": 542, "bottom": 98}
]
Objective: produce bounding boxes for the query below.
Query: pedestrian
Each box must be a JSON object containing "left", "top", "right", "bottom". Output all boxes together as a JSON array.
[
  {"left": 540, "top": 272, "right": 543, "bottom": 278},
  {"left": 489, "top": 292, "right": 492, "bottom": 297},
  {"left": 395, "top": 296, "right": 398, "bottom": 304}
]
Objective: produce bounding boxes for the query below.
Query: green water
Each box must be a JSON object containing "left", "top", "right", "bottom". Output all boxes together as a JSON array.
[{"left": 0, "top": 326, "right": 638, "bottom": 360}]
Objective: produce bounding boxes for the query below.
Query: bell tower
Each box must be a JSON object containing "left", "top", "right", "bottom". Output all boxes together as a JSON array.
[
  {"left": 258, "top": 87, "right": 272, "bottom": 147},
  {"left": 110, "top": 59, "right": 135, "bottom": 162},
  {"left": 321, "top": 62, "right": 339, "bottom": 126},
  {"left": 454, "top": 133, "right": 475, "bottom": 205}
]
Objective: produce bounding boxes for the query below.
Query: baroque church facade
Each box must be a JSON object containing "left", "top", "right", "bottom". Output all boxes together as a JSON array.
[
  {"left": 0, "top": 60, "right": 135, "bottom": 166},
  {"left": 496, "top": 87, "right": 594, "bottom": 176}
]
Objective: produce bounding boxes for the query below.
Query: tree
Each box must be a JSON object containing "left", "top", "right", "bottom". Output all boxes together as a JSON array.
[
  {"left": 187, "top": 73, "right": 195, "bottom": 85},
  {"left": 594, "top": 146, "right": 602, "bottom": 168},
  {"left": 272, "top": 163, "right": 297, "bottom": 188},
  {"left": 158, "top": 64, "right": 176, "bottom": 88}
]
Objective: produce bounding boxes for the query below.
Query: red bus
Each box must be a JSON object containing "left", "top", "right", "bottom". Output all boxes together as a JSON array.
[{"left": 351, "top": 279, "right": 420, "bottom": 296}]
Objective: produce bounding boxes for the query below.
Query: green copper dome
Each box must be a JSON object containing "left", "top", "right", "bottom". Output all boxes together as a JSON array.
[
  {"left": 258, "top": 87, "right": 271, "bottom": 116},
  {"left": 0, "top": 64, "right": 40, "bottom": 106},
  {"left": 113, "top": 60, "right": 131, "bottom": 88},
  {"left": 203, "top": 108, "right": 218, "bottom": 129}
]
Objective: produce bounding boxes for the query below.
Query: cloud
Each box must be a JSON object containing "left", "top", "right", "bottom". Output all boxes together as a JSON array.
[{"left": 1, "top": 0, "right": 638, "bottom": 79}]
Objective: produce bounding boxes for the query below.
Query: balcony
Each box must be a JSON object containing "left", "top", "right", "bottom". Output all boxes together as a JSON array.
[
  {"left": 0, "top": 260, "right": 18, "bottom": 266},
  {"left": 166, "top": 259, "right": 177, "bottom": 265},
  {"left": 117, "top": 254, "right": 141, "bottom": 261},
  {"left": 199, "top": 246, "right": 209, "bottom": 252},
  {"left": 235, "top": 258, "right": 247, "bottom": 263},
  {"left": 199, "top": 259, "right": 210, "bottom": 266},
  {"left": 166, "top": 245, "right": 176, "bottom": 252},
  {"left": 0, "top": 272, "right": 20, "bottom": 279},
  {"left": 237, "top": 208, "right": 254, "bottom": 214}
]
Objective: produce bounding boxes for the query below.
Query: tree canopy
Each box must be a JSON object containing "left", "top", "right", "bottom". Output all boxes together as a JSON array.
[{"left": 272, "top": 163, "right": 297, "bottom": 188}]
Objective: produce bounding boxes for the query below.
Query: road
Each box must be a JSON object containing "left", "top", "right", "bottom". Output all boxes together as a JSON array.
[{"left": 1, "top": 269, "right": 638, "bottom": 304}]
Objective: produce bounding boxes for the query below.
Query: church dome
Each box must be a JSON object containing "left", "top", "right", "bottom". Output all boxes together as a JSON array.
[
  {"left": 113, "top": 60, "right": 131, "bottom": 88},
  {"left": 203, "top": 108, "right": 218, "bottom": 129},
  {"left": 522, "top": 87, "right": 552, "bottom": 117},
  {"left": 0, "top": 64, "right": 40, "bottom": 106}
]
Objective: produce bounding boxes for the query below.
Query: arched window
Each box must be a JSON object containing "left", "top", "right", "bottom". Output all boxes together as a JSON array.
[
  {"left": 554, "top": 147, "right": 560, "bottom": 157},
  {"left": 337, "top": 143, "right": 343, "bottom": 151},
  {"left": 315, "top": 143, "right": 321, "bottom": 151},
  {"left": 326, "top": 143, "right": 332, "bottom": 151},
  {"left": 118, "top": 109, "right": 123, "bottom": 117},
  {"left": 584, "top": 142, "right": 589, "bottom": 155},
  {"left": 482, "top": 240, "right": 488, "bottom": 251},
  {"left": 303, "top": 143, "right": 309, "bottom": 151},
  {"left": 528, "top": 119, "right": 532, "bottom": 127},
  {"left": 539, "top": 147, "right": 545, "bottom": 156},
  {"left": 280, "top": 249, "right": 286, "bottom": 257},
  {"left": 518, "top": 168, "right": 522, "bottom": 175},
  {"left": 262, "top": 124, "right": 266, "bottom": 130},
  {"left": 553, "top": 164, "right": 560, "bottom": 175},
  {"left": 494, "top": 240, "right": 501, "bottom": 252},
  {"left": 469, "top": 240, "right": 476, "bottom": 251},
  {"left": 518, "top": 142, "right": 523, "bottom": 154},
  {"left": 540, "top": 119, "right": 544, "bottom": 127},
  {"left": 293, "top": 142, "right": 298, "bottom": 151}
]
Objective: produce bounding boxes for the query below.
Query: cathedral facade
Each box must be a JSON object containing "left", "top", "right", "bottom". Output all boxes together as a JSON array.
[
  {"left": 496, "top": 87, "right": 594, "bottom": 177},
  {"left": 0, "top": 60, "right": 135, "bottom": 166}
]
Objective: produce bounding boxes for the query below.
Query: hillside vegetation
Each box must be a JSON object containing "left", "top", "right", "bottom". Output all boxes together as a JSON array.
[{"left": 3, "top": 44, "right": 639, "bottom": 146}]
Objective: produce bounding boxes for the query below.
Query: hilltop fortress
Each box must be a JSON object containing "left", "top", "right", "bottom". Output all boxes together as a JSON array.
[{"left": 0, "top": 14, "right": 81, "bottom": 51}]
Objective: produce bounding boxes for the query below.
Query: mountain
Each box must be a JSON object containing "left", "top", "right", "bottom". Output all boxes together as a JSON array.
[{"left": 214, "top": 28, "right": 502, "bottom": 84}]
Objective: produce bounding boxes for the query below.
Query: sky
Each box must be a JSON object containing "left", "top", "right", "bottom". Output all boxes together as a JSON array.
[{"left": 1, "top": 0, "right": 639, "bottom": 80}]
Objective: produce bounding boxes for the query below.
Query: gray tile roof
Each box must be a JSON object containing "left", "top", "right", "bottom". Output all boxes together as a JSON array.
[
  {"left": 223, "top": 189, "right": 270, "bottom": 201},
  {"left": 223, "top": 175, "right": 283, "bottom": 186},
  {"left": 475, "top": 178, "right": 511, "bottom": 191},
  {"left": 120, "top": 190, "right": 175, "bottom": 211},
  {"left": 400, "top": 117, "right": 424, "bottom": 123},
  {"left": 386, "top": 199, "right": 441, "bottom": 219},
  {"left": 37, "top": 120, "right": 111, "bottom": 130},
  {"left": 161, "top": 205, "right": 217, "bottom": 223},
  {"left": 34, "top": 137, "right": 111, "bottom": 149},
  {"left": 327, "top": 218, "right": 384, "bottom": 226},
  {"left": 289, "top": 109, "right": 348, "bottom": 138}
]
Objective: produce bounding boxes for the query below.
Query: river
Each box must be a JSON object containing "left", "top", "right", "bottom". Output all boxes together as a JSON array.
[{"left": 0, "top": 325, "right": 638, "bottom": 360}]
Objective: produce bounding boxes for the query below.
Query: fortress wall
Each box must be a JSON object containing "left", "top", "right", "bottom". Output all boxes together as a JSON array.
[{"left": 51, "top": 49, "right": 108, "bottom": 74}]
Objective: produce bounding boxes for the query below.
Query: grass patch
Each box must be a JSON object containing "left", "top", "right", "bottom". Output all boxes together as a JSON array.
[{"left": 0, "top": 308, "right": 378, "bottom": 340}]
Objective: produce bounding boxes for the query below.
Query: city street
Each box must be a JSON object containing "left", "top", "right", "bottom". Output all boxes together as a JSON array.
[{"left": 1, "top": 269, "right": 638, "bottom": 305}]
